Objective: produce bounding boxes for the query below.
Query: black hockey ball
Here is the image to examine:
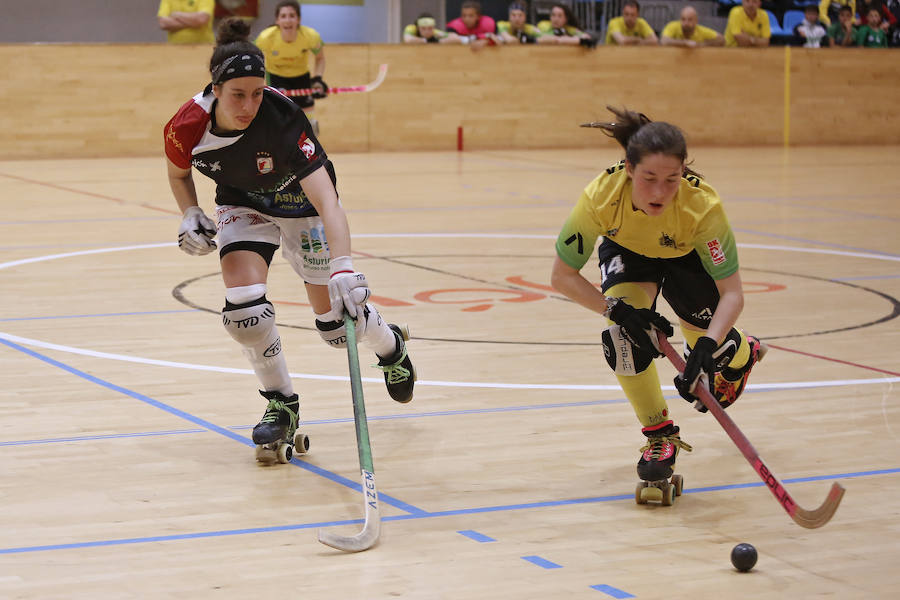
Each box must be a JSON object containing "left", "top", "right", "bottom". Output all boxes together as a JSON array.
[{"left": 731, "top": 543, "right": 758, "bottom": 572}]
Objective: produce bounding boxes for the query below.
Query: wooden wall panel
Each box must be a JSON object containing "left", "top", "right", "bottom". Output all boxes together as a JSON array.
[{"left": 0, "top": 44, "right": 897, "bottom": 160}]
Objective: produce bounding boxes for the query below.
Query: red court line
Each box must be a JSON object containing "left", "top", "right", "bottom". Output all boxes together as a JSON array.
[
  {"left": 0, "top": 172, "right": 179, "bottom": 215},
  {"left": 767, "top": 343, "right": 900, "bottom": 377}
]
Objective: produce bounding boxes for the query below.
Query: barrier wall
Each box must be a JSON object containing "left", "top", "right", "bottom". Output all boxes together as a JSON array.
[{"left": 1, "top": 43, "right": 898, "bottom": 159}]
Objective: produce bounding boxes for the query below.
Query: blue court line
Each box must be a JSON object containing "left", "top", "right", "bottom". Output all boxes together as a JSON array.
[
  {"left": 522, "top": 555, "right": 563, "bottom": 569},
  {"left": 0, "top": 468, "right": 893, "bottom": 555},
  {"left": 0, "top": 336, "right": 427, "bottom": 517},
  {"left": 591, "top": 584, "right": 635, "bottom": 598},
  {"left": 0, "top": 309, "right": 199, "bottom": 322},
  {"left": 457, "top": 530, "right": 496, "bottom": 543}
]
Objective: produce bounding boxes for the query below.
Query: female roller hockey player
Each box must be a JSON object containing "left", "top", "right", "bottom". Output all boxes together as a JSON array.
[
  {"left": 164, "top": 18, "right": 415, "bottom": 463},
  {"left": 550, "top": 106, "right": 766, "bottom": 500}
]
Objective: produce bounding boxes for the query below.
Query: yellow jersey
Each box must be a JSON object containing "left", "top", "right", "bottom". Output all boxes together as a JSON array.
[
  {"left": 605, "top": 17, "right": 656, "bottom": 44},
  {"left": 255, "top": 25, "right": 323, "bottom": 78},
  {"left": 724, "top": 6, "right": 771, "bottom": 46},
  {"left": 555, "top": 161, "right": 739, "bottom": 280},
  {"left": 661, "top": 21, "right": 721, "bottom": 42},
  {"left": 157, "top": 0, "right": 215, "bottom": 44}
]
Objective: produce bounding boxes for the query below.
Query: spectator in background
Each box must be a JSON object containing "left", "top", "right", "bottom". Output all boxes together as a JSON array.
[
  {"left": 605, "top": 0, "right": 659, "bottom": 45},
  {"left": 403, "top": 13, "right": 461, "bottom": 43},
  {"left": 538, "top": 3, "right": 598, "bottom": 46},
  {"left": 827, "top": 5, "right": 858, "bottom": 45},
  {"left": 818, "top": 0, "right": 855, "bottom": 25},
  {"left": 794, "top": 4, "right": 828, "bottom": 46},
  {"left": 255, "top": 1, "right": 327, "bottom": 134},
  {"left": 158, "top": 0, "right": 215, "bottom": 44},
  {"left": 497, "top": 2, "right": 544, "bottom": 44},
  {"left": 857, "top": 0, "right": 897, "bottom": 29},
  {"left": 856, "top": 7, "right": 889, "bottom": 44},
  {"left": 214, "top": 0, "right": 259, "bottom": 26},
  {"left": 886, "top": 0, "right": 900, "bottom": 45},
  {"left": 446, "top": 1, "right": 499, "bottom": 48},
  {"left": 724, "top": 0, "right": 770, "bottom": 47},
  {"left": 661, "top": 5, "right": 725, "bottom": 47}
]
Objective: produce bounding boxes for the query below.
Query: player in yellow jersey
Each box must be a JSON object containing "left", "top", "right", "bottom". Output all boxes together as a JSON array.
[
  {"left": 724, "top": 0, "right": 771, "bottom": 47},
  {"left": 660, "top": 6, "right": 725, "bottom": 47},
  {"left": 255, "top": 1, "right": 327, "bottom": 133},
  {"left": 551, "top": 106, "right": 766, "bottom": 498},
  {"left": 605, "top": 0, "right": 659, "bottom": 45},
  {"left": 157, "top": 0, "right": 215, "bottom": 44}
]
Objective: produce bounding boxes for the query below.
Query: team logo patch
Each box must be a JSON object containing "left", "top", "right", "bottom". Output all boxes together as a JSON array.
[
  {"left": 298, "top": 133, "right": 316, "bottom": 160},
  {"left": 707, "top": 238, "right": 726, "bottom": 265},
  {"left": 256, "top": 152, "right": 273, "bottom": 174}
]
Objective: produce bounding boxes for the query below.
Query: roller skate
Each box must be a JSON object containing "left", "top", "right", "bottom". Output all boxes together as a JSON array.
[
  {"left": 374, "top": 324, "right": 416, "bottom": 404},
  {"left": 252, "top": 390, "right": 310, "bottom": 464},
  {"left": 635, "top": 421, "right": 692, "bottom": 506},
  {"left": 705, "top": 335, "right": 769, "bottom": 412}
]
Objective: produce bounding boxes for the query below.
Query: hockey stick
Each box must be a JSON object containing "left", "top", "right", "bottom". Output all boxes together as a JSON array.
[
  {"left": 317, "top": 313, "right": 381, "bottom": 552},
  {"left": 281, "top": 63, "right": 389, "bottom": 97},
  {"left": 657, "top": 331, "right": 845, "bottom": 529}
]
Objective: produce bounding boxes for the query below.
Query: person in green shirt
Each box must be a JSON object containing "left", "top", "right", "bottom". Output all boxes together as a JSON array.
[
  {"left": 827, "top": 5, "right": 858, "bottom": 46},
  {"left": 856, "top": 8, "right": 889, "bottom": 46}
]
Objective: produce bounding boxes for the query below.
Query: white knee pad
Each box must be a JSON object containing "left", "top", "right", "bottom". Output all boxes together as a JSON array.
[
  {"left": 314, "top": 303, "right": 384, "bottom": 349},
  {"left": 223, "top": 287, "right": 276, "bottom": 348}
]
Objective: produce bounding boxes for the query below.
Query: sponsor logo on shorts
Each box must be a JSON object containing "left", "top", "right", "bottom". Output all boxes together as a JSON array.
[
  {"left": 691, "top": 307, "right": 714, "bottom": 322},
  {"left": 707, "top": 238, "right": 726, "bottom": 265},
  {"left": 300, "top": 227, "right": 327, "bottom": 253}
]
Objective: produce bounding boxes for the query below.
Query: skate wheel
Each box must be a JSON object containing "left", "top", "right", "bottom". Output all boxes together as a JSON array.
[
  {"left": 671, "top": 474, "right": 683, "bottom": 497},
  {"left": 255, "top": 445, "right": 276, "bottom": 464},
  {"left": 635, "top": 482, "right": 649, "bottom": 505},
  {"left": 641, "top": 484, "right": 664, "bottom": 504},
  {"left": 276, "top": 442, "right": 293, "bottom": 463},
  {"left": 661, "top": 482, "right": 675, "bottom": 506},
  {"left": 293, "top": 432, "right": 310, "bottom": 455}
]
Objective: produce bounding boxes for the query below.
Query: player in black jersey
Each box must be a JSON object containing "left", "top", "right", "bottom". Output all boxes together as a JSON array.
[{"left": 164, "top": 18, "right": 415, "bottom": 463}]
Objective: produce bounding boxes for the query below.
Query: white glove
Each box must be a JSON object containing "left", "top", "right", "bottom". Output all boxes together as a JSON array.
[
  {"left": 328, "top": 256, "right": 371, "bottom": 319},
  {"left": 177, "top": 206, "right": 217, "bottom": 256}
]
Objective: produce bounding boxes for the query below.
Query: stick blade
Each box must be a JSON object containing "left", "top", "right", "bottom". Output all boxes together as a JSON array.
[
  {"left": 317, "top": 518, "right": 381, "bottom": 552},
  {"left": 792, "top": 482, "right": 845, "bottom": 529}
]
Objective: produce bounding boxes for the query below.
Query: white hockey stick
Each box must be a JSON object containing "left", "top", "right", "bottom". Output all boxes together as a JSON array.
[
  {"left": 317, "top": 314, "right": 381, "bottom": 552},
  {"left": 282, "top": 63, "right": 389, "bottom": 97}
]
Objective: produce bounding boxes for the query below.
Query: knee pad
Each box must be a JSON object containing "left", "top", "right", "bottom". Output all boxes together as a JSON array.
[
  {"left": 602, "top": 324, "right": 655, "bottom": 376},
  {"left": 315, "top": 304, "right": 380, "bottom": 349},
  {"left": 315, "top": 316, "right": 347, "bottom": 349},
  {"left": 222, "top": 292, "right": 277, "bottom": 347}
]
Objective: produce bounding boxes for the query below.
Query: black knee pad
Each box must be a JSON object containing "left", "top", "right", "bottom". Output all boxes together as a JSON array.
[{"left": 602, "top": 325, "right": 655, "bottom": 375}]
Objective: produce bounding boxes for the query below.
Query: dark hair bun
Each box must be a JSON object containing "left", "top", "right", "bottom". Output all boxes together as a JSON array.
[{"left": 216, "top": 17, "right": 252, "bottom": 46}]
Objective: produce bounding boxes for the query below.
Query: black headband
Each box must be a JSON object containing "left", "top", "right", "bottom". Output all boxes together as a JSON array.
[{"left": 211, "top": 53, "right": 266, "bottom": 85}]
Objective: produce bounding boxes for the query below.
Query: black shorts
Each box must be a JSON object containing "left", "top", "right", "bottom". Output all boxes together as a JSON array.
[
  {"left": 597, "top": 238, "right": 719, "bottom": 329},
  {"left": 268, "top": 72, "right": 315, "bottom": 110}
]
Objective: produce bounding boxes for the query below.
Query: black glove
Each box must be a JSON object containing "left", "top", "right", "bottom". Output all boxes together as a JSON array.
[
  {"left": 674, "top": 336, "right": 717, "bottom": 406},
  {"left": 579, "top": 36, "right": 598, "bottom": 48},
  {"left": 518, "top": 31, "right": 537, "bottom": 44},
  {"left": 607, "top": 299, "right": 673, "bottom": 357},
  {"left": 310, "top": 75, "right": 328, "bottom": 99}
]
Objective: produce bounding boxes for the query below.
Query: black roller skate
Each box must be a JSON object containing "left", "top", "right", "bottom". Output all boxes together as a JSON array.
[
  {"left": 635, "top": 421, "right": 692, "bottom": 506},
  {"left": 708, "top": 335, "right": 769, "bottom": 412},
  {"left": 374, "top": 324, "right": 416, "bottom": 404},
  {"left": 252, "top": 390, "right": 310, "bottom": 464}
]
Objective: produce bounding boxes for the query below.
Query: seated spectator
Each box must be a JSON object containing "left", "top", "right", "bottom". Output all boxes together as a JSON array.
[
  {"left": 605, "top": 0, "right": 659, "bottom": 45},
  {"left": 497, "top": 2, "right": 544, "bottom": 44},
  {"left": 794, "top": 4, "right": 828, "bottom": 46},
  {"left": 660, "top": 5, "right": 725, "bottom": 47},
  {"left": 157, "top": 0, "right": 215, "bottom": 44},
  {"left": 403, "top": 13, "right": 461, "bottom": 43},
  {"left": 538, "top": 3, "right": 598, "bottom": 46},
  {"left": 887, "top": 0, "right": 900, "bottom": 45},
  {"left": 856, "top": 7, "right": 889, "bottom": 44},
  {"left": 827, "top": 5, "right": 858, "bottom": 45},
  {"left": 724, "top": 0, "right": 770, "bottom": 47},
  {"left": 818, "top": 0, "right": 856, "bottom": 25},
  {"left": 446, "top": 1, "right": 499, "bottom": 48}
]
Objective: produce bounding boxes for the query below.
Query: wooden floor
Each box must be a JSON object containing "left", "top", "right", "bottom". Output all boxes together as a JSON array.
[{"left": 1, "top": 146, "right": 899, "bottom": 599}]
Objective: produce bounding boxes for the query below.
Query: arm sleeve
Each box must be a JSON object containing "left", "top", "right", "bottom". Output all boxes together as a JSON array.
[
  {"left": 661, "top": 22, "right": 679, "bottom": 38},
  {"left": 555, "top": 188, "right": 605, "bottom": 271},
  {"left": 638, "top": 19, "right": 655, "bottom": 37},
  {"left": 693, "top": 204, "right": 739, "bottom": 280},
  {"left": 157, "top": 0, "right": 170, "bottom": 17},
  {"left": 198, "top": 0, "right": 215, "bottom": 17}
]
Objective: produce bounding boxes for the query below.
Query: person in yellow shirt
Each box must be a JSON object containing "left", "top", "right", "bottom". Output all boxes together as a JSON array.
[
  {"left": 661, "top": 5, "right": 725, "bottom": 47},
  {"left": 725, "top": 0, "right": 771, "bottom": 46},
  {"left": 157, "top": 0, "right": 215, "bottom": 44},
  {"left": 552, "top": 106, "right": 766, "bottom": 500},
  {"left": 605, "top": 0, "right": 659, "bottom": 45},
  {"left": 819, "top": 0, "right": 856, "bottom": 26},
  {"left": 255, "top": 0, "right": 327, "bottom": 133}
]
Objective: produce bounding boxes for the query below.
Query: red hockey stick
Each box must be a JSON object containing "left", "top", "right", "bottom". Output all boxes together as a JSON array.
[
  {"left": 280, "top": 63, "right": 388, "bottom": 97},
  {"left": 657, "top": 332, "right": 845, "bottom": 529}
]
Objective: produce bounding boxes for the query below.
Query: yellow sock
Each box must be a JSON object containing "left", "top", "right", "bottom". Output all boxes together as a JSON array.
[{"left": 606, "top": 282, "right": 670, "bottom": 428}]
